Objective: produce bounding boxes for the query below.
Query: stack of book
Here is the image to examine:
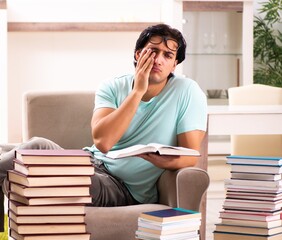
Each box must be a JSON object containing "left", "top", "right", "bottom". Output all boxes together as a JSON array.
[
  {"left": 7, "top": 149, "right": 95, "bottom": 240},
  {"left": 214, "top": 155, "right": 282, "bottom": 240},
  {"left": 135, "top": 207, "right": 201, "bottom": 240}
]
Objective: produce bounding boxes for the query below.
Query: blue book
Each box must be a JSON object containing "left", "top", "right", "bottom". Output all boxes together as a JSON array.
[
  {"left": 226, "top": 155, "right": 282, "bottom": 166},
  {"left": 139, "top": 208, "right": 201, "bottom": 223}
]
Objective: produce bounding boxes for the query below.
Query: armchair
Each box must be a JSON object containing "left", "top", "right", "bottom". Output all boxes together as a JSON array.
[{"left": 1, "top": 91, "right": 209, "bottom": 240}]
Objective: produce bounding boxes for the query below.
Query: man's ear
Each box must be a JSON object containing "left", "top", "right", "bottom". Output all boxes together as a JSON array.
[
  {"left": 172, "top": 60, "right": 178, "bottom": 72},
  {"left": 135, "top": 50, "right": 141, "bottom": 62}
]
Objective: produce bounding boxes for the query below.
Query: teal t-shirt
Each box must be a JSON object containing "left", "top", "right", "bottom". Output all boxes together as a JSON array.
[{"left": 85, "top": 74, "right": 207, "bottom": 203}]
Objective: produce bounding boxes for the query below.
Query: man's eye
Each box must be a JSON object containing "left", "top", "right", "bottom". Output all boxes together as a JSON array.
[{"left": 165, "top": 53, "right": 173, "bottom": 59}]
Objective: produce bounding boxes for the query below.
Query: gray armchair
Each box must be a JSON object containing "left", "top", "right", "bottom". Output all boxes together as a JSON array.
[{"left": 1, "top": 91, "right": 209, "bottom": 240}]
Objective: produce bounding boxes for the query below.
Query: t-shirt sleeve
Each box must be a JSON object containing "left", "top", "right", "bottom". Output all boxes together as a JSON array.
[
  {"left": 94, "top": 79, "right": 117, "bottom": 111},
  {"left": 176, "top": 81, "right": 208, "bottom": 134}
]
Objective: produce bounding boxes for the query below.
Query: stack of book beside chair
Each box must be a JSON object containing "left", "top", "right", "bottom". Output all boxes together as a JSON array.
[
  {"left": 7, "top": 149, "right": 94, "bottom": 240},
  {"left": 135, "top": 207, "right": 201, "bottom": 240},
  {"left": 214, "top": 155, "right": 282, "bottom": 240}
]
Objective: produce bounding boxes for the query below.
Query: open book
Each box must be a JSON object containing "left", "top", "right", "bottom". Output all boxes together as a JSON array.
[{"left": 106, "top": 143, "right": 200, "bottom": 159}]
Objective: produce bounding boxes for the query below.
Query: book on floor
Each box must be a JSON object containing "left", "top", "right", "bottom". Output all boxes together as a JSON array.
[
  {"left": 220, "top": 218, "right": 282, "bottom": 228},
  {"left": 226, "top": 191, "right": 282, "bottom": 201},
  {"left": 139, "top": 208, "right": 201, "bottom": 223},
  {"left": 9, "top": 219, "right": 87, "bottom": 235},
  {"left": 214, "top": 231, "right": 282, "bottom": 240},
  {"left": 106, "top": 143, "right": 200, "bottom": 159},
  {"left": 227, "top": 155, "right": 282, "bottom": 166},
  {"left": 224, "top": 178, "right": 282, "bottom": 188},
  {"left": 13, "top": 160, "right": 94, "bottom": 176},
  {"left": 231, "top": 172, "right": 282, "bottom": 181},
  {"left": 9, "top": 192, "right": 92, "bottom": 206},
  {"left": 9, "top": 201, "right": 86, "bottom": 216},
  {"left": 215, "top": 224, "right": 282, "bottom": 236},
  {"left": 8, "top": 170, "right": 92, "bottom": 187},
  {"left": 225, "top": 186, "right": 282, "bottom": 194},
  {"left": 229, "top": 164, "right": 282, "bottom": 174},
  {"left": 8, "top": 210, "right": 86, "bottom": 224},
  {"left": 137, "top": 217, "right": 201, "bottom": 230},
  {"left": 219, "top": 209, "right": 282, "bottom": 222},
  {"left": 9, "top": 182, "right": 90, "bottom": 197},
  {"left": 135, "top": 229, "right": 199, "bottom": 240},
  {"left": 222, "top": 199, "right": 282, "bottom": 211},
  {"left": 10, "top": 230, "right": 91, "bottom": 240},
  {"left": 16, "top": 149, "right": 92, "bottom": 165},
  {"left": 137, "top": 225, "right": 200, "bottom": 235}
]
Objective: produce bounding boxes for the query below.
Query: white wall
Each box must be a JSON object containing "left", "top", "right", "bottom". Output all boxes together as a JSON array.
[
  {"left": 5, "top": 0, "right": 163, "bottom": 143},
  {"left": 8, "top": 32, "right": 139, "bottom": 142}
]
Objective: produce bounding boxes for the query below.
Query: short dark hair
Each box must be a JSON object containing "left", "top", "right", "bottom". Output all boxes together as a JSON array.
[{"left": 134, "top": 24, "right": 186, "bottom": 66}]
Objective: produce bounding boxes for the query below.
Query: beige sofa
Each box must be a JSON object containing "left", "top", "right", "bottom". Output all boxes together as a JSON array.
[{"left": 1, "top": 91, "right": 209, "bottom": 240}]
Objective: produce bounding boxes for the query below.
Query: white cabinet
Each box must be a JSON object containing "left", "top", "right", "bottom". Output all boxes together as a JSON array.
[
  {"left": 164, "top": 0, "right": 254, "bottom": 98},
  {"left": 183, "top": 11, "right": 242, "bottom": 94}
]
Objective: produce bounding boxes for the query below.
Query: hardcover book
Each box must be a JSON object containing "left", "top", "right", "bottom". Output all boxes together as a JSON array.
[
  {"left": 16, "top": 149, "right": 92, "bottom": 165},
  {"left": 230, "top": 172, "right": 281, "bottom": 181},
  {"left": 139, "top": 208, "right": 201, "bottom": 223},
  {"left": 9, "top": 193, "right": 92, "bottom": 206},
  {"left": 13, "top": 160, "right": 94, "bottom": 176},
  {"left": 9, "top": 201, "right": 86, "bottom": 216},
  {"left": 227, "top": 155, "right": 282, "bottom": 166},
  {"left": 222, "top": 199, "right": 282, "bottom": 212},
  {"left": 224, "top": 178, "right": 282, "bottom": 188},
  {"left": 230, "top": 165, "right": 282, "bottom": 174},
  {"left": 9, "top": 182, "right": 90, "bottom": 197},
  {"left": 219, "top": 209, "right": 282, "bottom": 222},
  {"left": 135, "top": 229, "right": 199, "bottom": 240},
  {"left": 8, "top": 170, "right": 92, "bottom": 187},
  {"left": 214, "top": 231, "right": 282, "bottom": 240},
  {"left": 215, "top": 224, "right": 282, "bottom": 235},
  {"left": 9, "top": 219, "right": 87, "bottom": 235},
  {"left": 10, "top": 230, "right": 91, "bottom": 240},
  {"left": 226, "top": 191, "right": 282, "bottom": 201},
  {"left": 220, "top": 218, "right": 282, "bottom": 228},
  {"left": 8, "top": 211, "right": 86, "bottom": 224}
]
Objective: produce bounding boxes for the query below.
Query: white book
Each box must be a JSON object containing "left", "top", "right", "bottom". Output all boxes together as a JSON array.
[
  {"left": 106, "top": 143, "right": 200, "bottom": 159},
  {"left": 224, "top": 179, "right": 282, "bottom": 188},
  {"left": 231, "top": 172, "right": 281, "bottom": 181}
]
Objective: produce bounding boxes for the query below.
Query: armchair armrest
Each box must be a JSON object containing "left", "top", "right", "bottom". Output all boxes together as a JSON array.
[{"left": 157, "top": 167, "right": 209, "bottom": 211}]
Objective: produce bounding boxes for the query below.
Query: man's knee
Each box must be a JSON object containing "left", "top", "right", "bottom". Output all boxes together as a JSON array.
[{"left": 23, "top": 137, "right": 62, "bottom": 150}]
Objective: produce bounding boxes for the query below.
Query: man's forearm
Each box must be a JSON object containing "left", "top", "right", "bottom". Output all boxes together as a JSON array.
[{"left": 92, "top": 90, "right": 144, "bottom": 153}]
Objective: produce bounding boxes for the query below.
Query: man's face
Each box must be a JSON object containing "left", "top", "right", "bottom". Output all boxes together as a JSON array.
[{"left": 137, "top": 35, "right": 178, "bottom": 84}]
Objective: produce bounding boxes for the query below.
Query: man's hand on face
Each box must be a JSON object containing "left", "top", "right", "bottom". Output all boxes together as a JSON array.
[{"left": 134, "top": 48, "right": 155, "bottom": 95}]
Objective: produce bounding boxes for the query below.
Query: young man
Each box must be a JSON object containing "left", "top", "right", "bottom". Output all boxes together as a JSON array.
[{"left": 0, "top": 24, "right": 207, "bottom": 208}]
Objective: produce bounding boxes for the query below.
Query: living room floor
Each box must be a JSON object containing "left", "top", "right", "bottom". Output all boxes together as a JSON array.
[{"left": 206, "top": 155, "right": 231, "bottom": 240}]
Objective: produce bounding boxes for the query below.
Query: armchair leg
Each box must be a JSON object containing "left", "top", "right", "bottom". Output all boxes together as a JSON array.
[{"left": 0, "top": 189, "right": 4, "bottom": 232}]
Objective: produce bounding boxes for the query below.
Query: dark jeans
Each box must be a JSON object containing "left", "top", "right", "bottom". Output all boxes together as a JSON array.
[{"left": 0, "top": 137, "right": 139, "bottom": 207}]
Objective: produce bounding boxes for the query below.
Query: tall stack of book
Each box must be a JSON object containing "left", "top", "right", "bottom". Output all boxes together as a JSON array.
[
  {"left": 135, "top": 207, "right": 201, "bottom": 240},
  {"left": 7, "top": 149, "right": 94, "bottom": 240},
  {"left": 214, "top": 155, "right": 282, "bottom": 240}
]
